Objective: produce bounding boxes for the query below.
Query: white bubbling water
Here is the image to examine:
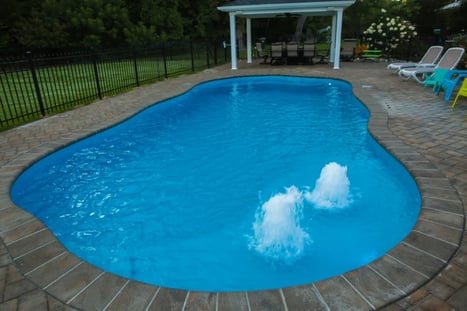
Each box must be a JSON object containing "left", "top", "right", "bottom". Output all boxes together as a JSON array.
[
  {"left": 251, "top": 162, "right": 351, "bottom": 263},
  {"left": 251, "top": 186, "right": 310, "bottom": 264},
  {"left": 305, "top": 162, "right": 351, "bottom": 208}
]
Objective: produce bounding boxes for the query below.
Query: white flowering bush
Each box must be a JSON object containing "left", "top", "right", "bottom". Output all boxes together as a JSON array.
[{"left": 363, "top": 8, "right": 417, "bottom": 58}]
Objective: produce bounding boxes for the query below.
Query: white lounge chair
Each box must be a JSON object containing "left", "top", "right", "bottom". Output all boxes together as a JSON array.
[
  {"left": 399, "top": 47, "right": 465, "bottom": 83},
  {"left": 387, "top": 45, "right": 443, "bottom": 73}
]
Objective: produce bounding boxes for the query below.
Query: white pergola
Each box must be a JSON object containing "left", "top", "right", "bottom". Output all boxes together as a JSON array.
[{"left": 218, "top": 0, "right": 356, "bottom": 70}]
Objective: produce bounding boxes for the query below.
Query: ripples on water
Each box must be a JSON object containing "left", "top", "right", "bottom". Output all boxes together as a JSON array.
[{"left": 11, "top": 76, "right": 421, "bottom": 291}]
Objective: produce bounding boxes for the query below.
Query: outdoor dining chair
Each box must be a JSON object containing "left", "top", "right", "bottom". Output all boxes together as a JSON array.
[
  {"left": 340, "top": 38, "right": 357, "bottom": 61},
  {"left": 255, "top": 42, "right": 269, "bottom": 64},
  {"left": 286, "top": 42, "right": 299, "bottom": 64},
  {"left": 270, "top": 42, "right": 284, "bottom": 65},
  {"left": 303, "top": 42, "right": 315, "bottom": 64}
]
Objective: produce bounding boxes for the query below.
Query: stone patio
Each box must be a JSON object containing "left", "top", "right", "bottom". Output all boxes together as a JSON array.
[{"left": 0, "top": 60, "right": 466, "bottom": 310}]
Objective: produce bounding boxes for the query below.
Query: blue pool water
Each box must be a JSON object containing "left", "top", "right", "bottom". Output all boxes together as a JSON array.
[{"left": 11, "top": 76, "right": 421, "bottom": 291}]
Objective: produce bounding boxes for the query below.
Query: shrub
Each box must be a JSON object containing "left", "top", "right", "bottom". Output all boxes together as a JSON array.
[{"left": 363, "top": 8, "right": 417, "bottom": 59}]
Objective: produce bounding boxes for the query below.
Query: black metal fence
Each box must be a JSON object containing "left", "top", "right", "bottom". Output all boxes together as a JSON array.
[{"left": 0, "top": 41, "right": 229, "bottom": 130}]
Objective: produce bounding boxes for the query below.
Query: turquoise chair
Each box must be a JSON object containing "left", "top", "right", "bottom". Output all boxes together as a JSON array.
[
  {"left": 423, "top": 68, "right": 449, "bottom": 92},
  {"left": 436, "top": 70, "right": 467, "bottom": 101}
]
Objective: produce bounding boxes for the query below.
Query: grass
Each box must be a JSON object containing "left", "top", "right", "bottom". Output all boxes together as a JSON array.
[{"left": 0, "top": 55, "right": 214, "bottom": 130}]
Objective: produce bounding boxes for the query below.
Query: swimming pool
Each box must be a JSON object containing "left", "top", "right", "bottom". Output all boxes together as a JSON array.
[{"left": 11, "top": 76, "right": 421, "bottom": 291}]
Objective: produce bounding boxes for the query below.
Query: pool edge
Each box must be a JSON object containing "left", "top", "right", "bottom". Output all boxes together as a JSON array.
[{"left": 0, "top": 63, "right": 465, "bottom": 311}]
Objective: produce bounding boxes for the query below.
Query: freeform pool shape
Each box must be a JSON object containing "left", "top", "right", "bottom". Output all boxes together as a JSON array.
[{"left": 11, "top": 76, "right": 421, "bottom": 292}]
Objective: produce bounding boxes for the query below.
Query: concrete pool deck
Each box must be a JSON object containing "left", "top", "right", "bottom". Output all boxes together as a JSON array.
[{"left": 0, "top": 60, "right": 466, "bottom": 310}]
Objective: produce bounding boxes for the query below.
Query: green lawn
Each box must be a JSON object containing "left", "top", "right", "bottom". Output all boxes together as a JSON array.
[{"left": 0, "top": 55, "right": 211, "bottom": 130}]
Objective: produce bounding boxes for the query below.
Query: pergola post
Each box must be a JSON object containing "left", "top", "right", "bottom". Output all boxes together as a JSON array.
[
  {"left": 229, "top": 12, "right": 238, "bottom": 70},
  {"left": 330, "top": 13, "right": 337, "bottom": 62},
  {"left": 333, "top": 8, "right": 343, "bottom": 69}
]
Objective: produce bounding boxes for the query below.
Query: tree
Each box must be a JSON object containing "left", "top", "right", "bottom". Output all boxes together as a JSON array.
[
  {"left": 123, "top": 22, "right": 158, "bottom": 47},
  {"left": 343, "top": 0, "right": 421, "bottom": 38},
  {"left": 0, "top": 0, "right": 43, "bottom": 47},
  {"left": 408, "top": 0, "right": 451, "bottom": 36},
  {"left": 443, "top": 1, "right": 467, "bottom": 34},
  {"left": 65, "top": 0, "right": 132, "bottom": 48},
  {"left": 1, "top": 0, "right": 233, "bottom": 49},
  {"left": 14, "top": 0, "right": 70, "bottom": 48},
  {"left": 12, "top": 0, "right": 133, "bottom": 49},
  {"left": 139, "top": 0, "right": 183, "bottom": 40},
  {"left": 179, "top": 0, "right": 230, "bottom": 40}
]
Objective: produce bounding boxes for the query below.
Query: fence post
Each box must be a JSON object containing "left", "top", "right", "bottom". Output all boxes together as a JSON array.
[
  {"left": 190, "top": 41, "right": 195, "bottom": 72},
  {"left": 206, "top": 42, "right": 210, "bottom": 68},
  {"left": 213, "top": 42, "right": 218, "bottom": 65},
  {"left": 26, "top": 51, "right": 45, "bottom": 116},
  {"left": 133, "top": 51, "right": 140, "bottom": 87},
  {"left": 162, "top": 43, "right": 168, "bottom": 79},
  {"left": 224, "top": 41, "right": 228, "bottom": 62},
  {"left": 92, "top": 53, "right": 102, "bottom": 100}
]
